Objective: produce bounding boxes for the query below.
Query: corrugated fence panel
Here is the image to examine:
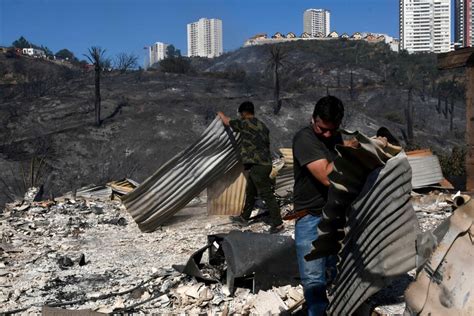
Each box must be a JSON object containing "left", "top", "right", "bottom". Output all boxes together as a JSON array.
[
  {"left": 207, "top": 164, "right": 247, "bottom": 215},
  {"left": 122, "top": 118, "right": 240, "bottom": 232},
  {"left": 407, "top": 155, "right": 444, "bottom": 189}
]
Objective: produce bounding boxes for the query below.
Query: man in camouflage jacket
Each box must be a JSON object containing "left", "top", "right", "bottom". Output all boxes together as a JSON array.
[{"left": 217, "top": 101, "right": 283, "bottom": 234}]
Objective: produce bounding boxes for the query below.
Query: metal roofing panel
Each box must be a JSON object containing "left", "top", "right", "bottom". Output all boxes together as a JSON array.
[
  {"left": 207, "top": 164, "right": 246, "bottom": 215},
  {"left": 305, "top": 132, "right": 418, "bottom": 315},
  {"left": 122, "top": 118, "right": 240, "bottom": 232},
  {"left": 407, "top": 155, "right": 444, "bottom": 189},
  {"left": 328, "top": 152, "right": 418, "bottom": 315}
]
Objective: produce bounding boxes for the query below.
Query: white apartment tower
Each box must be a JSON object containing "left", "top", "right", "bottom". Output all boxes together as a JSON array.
[
  {"left": 303, "top": 9, "right": 331, "bottom": 37},
  {"left": 147, "top": 42, "right": 168, "bottom": 68},
  {"left": 187, "top": 18, "right": 223, "bottom": 58},
  {"left": 399, "top": 0, "right": 451, "bottom": 53},
  {"left": 455, "top": 0, "right": 474, "bottom": 47}
]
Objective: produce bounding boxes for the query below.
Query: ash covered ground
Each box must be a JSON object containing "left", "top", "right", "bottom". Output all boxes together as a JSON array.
[{"left": 0, "top": 190, "right": 453, "bottom": 315}]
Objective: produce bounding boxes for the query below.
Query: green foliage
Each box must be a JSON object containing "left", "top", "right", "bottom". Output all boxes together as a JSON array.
[
  {"left": 12, "top": 36, "right": 32, "bottom": 48},
  {"left": 439, "top": 147, "right": 466, "bottom": 176},
  {"left": 41, "top": 46, "right": 54, "bottom": 57},
  {"left": 56, "top": 49, "right": 79, "bottom": 62},
  {"left": 166, "top": 45, "right": 181, "bottom": 58},
  {"left": 159, "top": 56, "right": 192, "bottom": 74}
]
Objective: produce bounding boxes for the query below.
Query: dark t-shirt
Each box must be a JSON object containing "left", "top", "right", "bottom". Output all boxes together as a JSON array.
[{"left": 292, "top": 126, "right": 342, "bottom": 215}]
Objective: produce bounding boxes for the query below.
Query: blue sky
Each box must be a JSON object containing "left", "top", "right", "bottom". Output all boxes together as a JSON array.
[{"left": 0, "top": 0, "right": 399, "bottom": 61}]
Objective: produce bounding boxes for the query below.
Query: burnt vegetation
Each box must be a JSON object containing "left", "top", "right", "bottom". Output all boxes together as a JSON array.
[{"left": 0, "top": 39, "right": 467, "bottom": 205}]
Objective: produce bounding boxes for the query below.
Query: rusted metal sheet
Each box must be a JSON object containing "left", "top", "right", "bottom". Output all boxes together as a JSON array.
[
  {"left": 437, "top": 47, "right": 474, "bottom": 70},
  {"left": 275, "top": 148, "right": 294, "bottom": 196},
  {"left": 107, "top": 178, "right": 139, "bottom": 196},
  {"left": 207, "top": 148, "right": 294, "bottom": 215},
  {"left": 306, "top": 132, "right": 418, "bottom": 315},
  {"left": 122, "top": 118, "right": 240, "bottom": 232},
  {"left": 207, "top": 164, "right": 247, "bottom": 215},
  {"left": 405, "top": 197, "right": 474, "bottom": 315}
]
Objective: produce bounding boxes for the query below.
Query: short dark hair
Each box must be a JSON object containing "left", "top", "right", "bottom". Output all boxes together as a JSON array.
[
  {"left": 312, "top": 96, "right": 344, "bottom": 124},
  {"left": 238, "top": 101, "right": 255, "bottom": 114}
]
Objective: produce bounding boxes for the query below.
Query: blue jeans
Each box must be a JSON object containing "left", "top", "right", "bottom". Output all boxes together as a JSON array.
[{"left": 295, "top": 214, "right": 336, "bottom": 316}]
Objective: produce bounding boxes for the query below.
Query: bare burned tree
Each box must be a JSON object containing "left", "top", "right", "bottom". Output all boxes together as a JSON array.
[
  {"left": 115, "top": 52, "right": 139, "bottom": 73},
  {"left": 84, "top": 46, "right": 107, "bottom": 126},
  {"left": 267, "top": 46, "right": 288, "bottom": 114}
]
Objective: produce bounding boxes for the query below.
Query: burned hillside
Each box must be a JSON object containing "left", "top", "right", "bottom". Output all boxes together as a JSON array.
[{"left": 0, "top": 40, "right": 467, "bottom": 205}]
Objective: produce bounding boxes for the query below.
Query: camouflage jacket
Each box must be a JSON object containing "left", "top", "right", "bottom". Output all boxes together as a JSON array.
[{"left": 229, "top": 117, "right": 272, "bottom": 166}]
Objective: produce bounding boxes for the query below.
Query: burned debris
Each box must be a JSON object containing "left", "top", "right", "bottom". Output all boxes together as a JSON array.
[{"left": 1, "top": 116, "right": 473, "bottom": 315}]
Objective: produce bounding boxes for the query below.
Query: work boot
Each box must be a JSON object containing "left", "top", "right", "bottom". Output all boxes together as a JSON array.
[
  {"left": 267, "top": 224, "right": 284, "bottom": 234},
  {"left": 230, "top": 215, "right": 249, "bottom": 227}
]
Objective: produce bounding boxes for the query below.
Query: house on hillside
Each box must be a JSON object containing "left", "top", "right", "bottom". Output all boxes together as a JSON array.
[
  {"left": 364, "top": 34, "right": 380, "bottom": 43},
  {"left": 300, "top": 32, "right": 312, "bottom": 38},
  {"left": 340, "top": 33, "right": 350, "bottom": 39},
  {"left": 22, "top": 48, "right": 46, "bottom": 58},
  {"left": 287, "top": 32, "right": 297, "bottom": 38},
  {"left": 328, "top": 31, "right": 339, "bottom": 38},
  {"left": 272, "top": 32, "right": 285, "bottom": 39},
  {"left": 314, "top": 32, "right": 325, "bottom": 38},
  {"left": 251, "top": 33, "right": 268, "bottom": 40},
  {"left": 352, "top": 32, "right": 363, "bottom": 40}
]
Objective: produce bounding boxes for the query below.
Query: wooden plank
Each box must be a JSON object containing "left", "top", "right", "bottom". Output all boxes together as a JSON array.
[
  {"left": 438, "top": 48, "right": 474, "bottom": 70},
  {"left": 466, "top": 66, "right": 474, "bottom": 191},
  {"left": 207, "top": 164, "right": 246, "bottom": 215}
]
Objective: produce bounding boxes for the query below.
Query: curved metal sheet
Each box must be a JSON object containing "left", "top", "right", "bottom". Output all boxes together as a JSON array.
[
  {"left": 327, "top": 152, "right": 418, "bottom": 315},
  {"left": 305, "top": 132, "right": 418, "bottom": 315},
  {"left": 122, "top": 117, "right": 240, "bottom": 232}
]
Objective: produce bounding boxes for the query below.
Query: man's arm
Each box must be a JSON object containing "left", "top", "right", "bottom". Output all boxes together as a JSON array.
[
  {"left": 217, "top": 111, "right": 230, "bottom": 126},
  {"left": 306, "top": 159, "right": 333, "bottom": 187}
]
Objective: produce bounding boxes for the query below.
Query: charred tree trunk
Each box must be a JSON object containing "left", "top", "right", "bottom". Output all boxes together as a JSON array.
[
  {"left": 273, "top": 64, "right": 281, "bottom": 114},
  {"left": 350, "top": 69, "right": 354, "bottom": 100},
  {"left": 450, "top": 98, "right": 455, "bottom": 131},
  {"left": 405, "top": 88, "right": 414, "bottom": 144},
  {"left": 94, "top": 65, "right": 101, "bottom": 126}
]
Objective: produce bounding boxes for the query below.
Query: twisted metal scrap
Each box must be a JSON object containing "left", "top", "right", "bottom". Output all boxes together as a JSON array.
[
  {"left": 122, "top": 117, "right": 240, "bottom": 232},
  {"left": 306, "top": 132, "right": 418, "bottom": 315}
]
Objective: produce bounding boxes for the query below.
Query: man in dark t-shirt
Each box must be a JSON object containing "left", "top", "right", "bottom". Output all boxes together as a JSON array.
[
  {"left": 292, "top": 96, "right": 344, "bottom": 316},
  {"left": 217, "top": 101, "right": 283, "bottom": 234}
]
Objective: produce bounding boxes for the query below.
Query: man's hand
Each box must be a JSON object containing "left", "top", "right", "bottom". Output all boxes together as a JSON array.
[
  {"left": 374, "top": 136, "right": 388, "bottom": 148},
  {"left": 217, "top": 111, "right": 230, "bottom": 126},
  {"left": 306, "top": 159, "right": 333, "bottom": 187},
  {"left": 343, "top": 138, "right": 359, "bottom": 148}
]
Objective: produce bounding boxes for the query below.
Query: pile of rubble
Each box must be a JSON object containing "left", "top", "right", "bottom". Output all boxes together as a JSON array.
[
  {"left": 0, "top": 185, "right": 462, "bottom": 315},
  {"left": 0, "top": 190, "right": 299, "bottom": 314}
]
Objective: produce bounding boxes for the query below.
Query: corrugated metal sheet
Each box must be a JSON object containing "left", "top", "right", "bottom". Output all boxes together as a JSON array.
[
  {"left": 207, "top": 148, "right": 294, "bottom": 215},
  {"left": 275, "top": 148, "right": 294, "bottom": 196},
  {"left": 405, "top": 197, "right": 474, "bottom": 315},
  {"left": 407, "top": 155, "right": 444, "bottom": 189},
  {"left": 107, "top": 178, "right": 139, "bottom": 196},
  {"left": 305, "top": 132, "right": 418, "bottom": 315},
  {"left": 207, "top": 164, "right": 247, "bottom": 215},
  {"left": 122, "top": 118, "right": 240, "bottom": 232},
  {"left": 327, "top": 152, "right": 418, "bottom": 315},
  {"left": 61, "top": 185, "right": 113, "bottom": 201}
]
